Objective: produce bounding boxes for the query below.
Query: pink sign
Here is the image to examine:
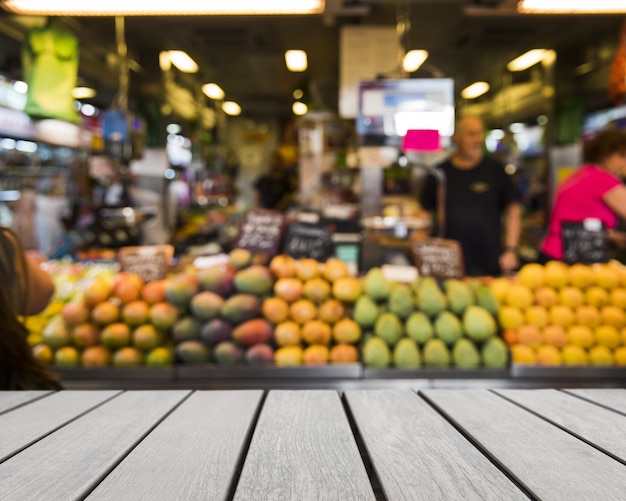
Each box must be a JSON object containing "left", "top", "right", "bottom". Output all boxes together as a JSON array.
[{"left": 402, "top": 129, "right": 441, "bottom": 152}]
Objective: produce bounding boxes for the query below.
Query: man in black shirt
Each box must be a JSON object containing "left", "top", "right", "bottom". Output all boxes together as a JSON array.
[
  {"left": 254, "top": 152, "right": 294, "bottom": 211},
  {"left": 420, "top": 115, "right": 521, "bottom": 276}
]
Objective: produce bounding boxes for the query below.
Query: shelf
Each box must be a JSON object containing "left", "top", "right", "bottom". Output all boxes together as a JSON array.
[
  {"left": 511, "top": 364, "right": 626, "bottom": 380},
  {"left": 176, "top": 364, "right": 362, "bottom": 380}
]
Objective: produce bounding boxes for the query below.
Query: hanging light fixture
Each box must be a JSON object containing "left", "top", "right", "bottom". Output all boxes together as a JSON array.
[
  {"left": 292, "top": 101, "right": 308, "bottom": 116},
  {"left": 166, "top": 51, "right": 198, "bottom": 73},
  {"left": 285, "top": 50, "right": 308, "bottom": 72},
  {"left": 222, "top": 101, "right": 241, "bottom": 116},
  {"left": 518, "top": 0, "right": 626, "bottom": 14},
  {"left": 0, "top": 0, "right": 325, "bottom": 15},
  {"left": 402, "top": 50, "right": 428, "bottom": 73},
  {"left": 461, "top": 82, "right": 490, "bottom": 100},
  {"left": 507, "top": 49, "right": 549, "bottom": 72},
  {"left": 202, "top": 83, "right": 225, "bottom": 100}
]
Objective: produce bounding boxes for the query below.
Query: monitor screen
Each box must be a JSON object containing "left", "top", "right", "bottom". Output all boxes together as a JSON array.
[{"left": 357, "top": 78, "right": 455, "bottom": 147}]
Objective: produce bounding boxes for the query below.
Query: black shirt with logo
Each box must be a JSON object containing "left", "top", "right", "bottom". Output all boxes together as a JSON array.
[{"left": 421, "top": 156, "right": 520, "bottom": 276}]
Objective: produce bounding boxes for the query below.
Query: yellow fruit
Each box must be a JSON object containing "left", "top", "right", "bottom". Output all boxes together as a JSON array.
[
  {"left": 504, "top": 284, "right": 534, "bottom": 309},
  {"left": 575, "top": 305, "right": 600, "bottom": 328},
  {"left": 262, "top": 297, "right": 289, "bottom": 324},
  {"left": 517, "top": 263, "right": 545, "bottom": 290},
  {"left": 302, "top": 344, "right": 330, "bottom": 365},
  {"left": 614, "top": 346, "right": 626, "bottom": 366},
  {"left": 567, "top": 325, "right": 595, "bottom": 349},
  {"left": 600, "top": 305, "right": 626, "bottom": 328},
  {"left": 568, "top": 263, "right": 593, "bottom": 289},
  {"left": 301, "top": 320, "right": 332, "bottom": 346},
  {"left": 302, "top": 277, "right": 331, "bottom": 303},
  {"left": 296, "top": 258, "right": 320, "bottom": 281},
  {"left": 534, "top": 287, "right": 558, "bottom": 308},
  {"left": 610, "top": 288, "right": 626, "bottom": 309},
  {"left": 549, "top": 305, "right": 575, "bottom": 328},
  {"left": 535, "top": 344, "right": 562, "bottom": 365},
  {"left": 517, "top": 325, "right": 542, "bottom": 348},
  {"left": 621, "top": 327, "right": 626, "bottom": 346},
  {"left": 499, "top": 306, "right": 524, "bottom": 330},
  {"left": 273, "top": 321, "right": 301, "bottom": 347},
  {"left": 274, "top": 345, "right": 303, "bottom": 366},
  {"left": 588, "top": 345, "right": 614, "bottom": 365},
  {"left": 525, "top": 306, "right": 549, "bottom": 328},
  {"left": 561, "top": 344, "right": 589, "bottom": 366},
  {"left": 558, "top": 287, "right": 584, "bottom": 309},
  {"left": 289, "top": 299, "right": 317, "bottom": 324},
  {"left": 595, "top": 325, "right": 621, "bottom": 349},
  {"left": 490, "top": 277, "right": 512, "bottom": 303},
  {"left": 510, "top": 344, "right": 537, "bottom": 364},
  {"left": 585, "top": 286, "right": 609, "bottom": 308},
  {"left": 592, "top": 264, "right": 619, "bottom": 290},
  {"left": 332, "top": 318, "right": 361, "bottom": 344},
  {"left": 542, "top": 325, "right": 568, "bottom": 348},
  {"left": 544, "top": 261, "right": 569, "bottom": 289},
  {"left": 321, "top": 258, "right": 350, "bottom": 282}
]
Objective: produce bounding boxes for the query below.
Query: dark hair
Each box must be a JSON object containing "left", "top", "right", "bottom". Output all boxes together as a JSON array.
[
  {"left": 584, "top": 128, "right": 626, "bottom": 164},
  {"left": 0, "top": 228, "right": 61, "bottom": 390}
]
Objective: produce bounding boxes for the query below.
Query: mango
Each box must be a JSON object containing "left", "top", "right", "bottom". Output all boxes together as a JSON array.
[
  {"left": 145, "top": 346, "right": 174, "bottom": 367},
  {"left": 274, "top": 277, "right": 303, "bottom": 302},
  {"left": 375, "top": 312, "right": 404, "bottom": 346},
  {"left": 54, "top": 346, "right": 80, "bottom": 367},
  {"left": 81, "top": 345, "right": 112, "bottom": 367},
  {"left": 363, "top": 267, "right": 392, "bottom": 301},
  {"left": 475, "top": 284, "right": 499, "bottom": 316},
  {"left": 541, "top": 325, "right": 567, "bottom": 348},
  {"left": 165, "top": 273, "right": 200, "bottom": 308},
  {"left": 274, "top": 345, "right": 303, "bottom": 366},
  {"left": 503, "top": 284, "right": 533, "bottom": 309},
  {"left": 190, "top": 291, "right": 224, "bottom": 320},
  {"left": 232, "top": 318, "right": 273, "bottom": 347},
  {"left": 463, "top": 305, "right": 497, "bottom": 342},
  {"left": 575, "top": 305, "right": 600, "bottom": 328},
  {"left": 332, "top": 276, "right": 363, "bottom": 303},
  {"left": 318, "top": 299, "right": 345, "bottom": 324},
  {"left": 510, "top": 344, "right": 537, "bottom": 364},
  {"left": 525, "top": 305, "right": 549, "bottom": 328},
  {"left": 321, "top": 258, "right": 351, "bottom": 282},
  {"left": 549, "top": 305, "right": 575, "bottom": 328},
  {"left": 149, "top": 302, "right": 179, "bottom": 330},
  {"left": 273, "top": 321, "right": 301, "bottom": 347},
  {"left": 481, "top": 337, "right": 508, "bottom": 368},
  {"left": 112, "top": 347, "right": 143, "bottom": 367},
  {"left": 200, "top": 317, "right": 233, "bottom": 346},
  {"left": 245, "top": 343, "right": 274, "bottom": 364},
  {"left": 544, "top": 261, "right": 569, "bottom": 289},
  {"left": 561, "top": 344, "right": 588, "bottom": 366},
  {"left": 444, "top": 279, "right": 474, "bottom": 315},
  {"left": 228, "top": 248, "right": 253, "bottom": 269},
  {"left": 332, "top": 318, "right": 361, "bottom": 344},
  {"left": 329, "top": 344, "right": 359, "bottom": 364},
  {"left": 434, "top": 311, "right": 463, "bottom": 345},
  {"left": 592, "top": 264, "right": 619, "bottom": 290},
  {"left": 198, "top": 263, "right": 236, "bottom": 296},
  {"left": 221, "top": 294, "right": 261, "bottom": 324},
  {"left": 534, "top": 287, "right": 558, "bottom": 308},
  {"left": 101, "top": 323, "right": 131, "bottom": 349},
  {"left": 269, "top": 254, "right": 297, "bottom": 278},
  {"left": 559, "top": 287, "right": 585, "bottom": 309},
  {"left": 303, "top": 344, "right": 330, "bottom": 365},
  {"left": 568, "top": 263, "right": 593, "bottom": 289},
  {"left": 175, "top": 340, "right": 210, "bottom": 364},
  {"left": 234, "top": 265, "right": 274, "bottom": 296},
  {"left": 517, "top": 325, "right": 542, "bottom": 348},
  {"left": 567, "top": 325, "right": 594, "bottom": 349},
  {"left": 600, "top": 305, "right": 625, "bottom": 328},
  {"left": 353, "top": 295, "right": 379, "bottom": 328},
  {"left": 303, "top": 277, "right": 331, "bottom": 303},
  {"left": 213, "top": 341, "right": 244, "bottom": 365},
  {"left": 172, "top": 316, "right": 202, "bottom": 342},
  {"left": 535, "top": 344, "right": 562, "bottom": 365},
  {"left": 415, "top": 277, "right": 447, "bottom": 317},
  {"left": 262, "top": 296, "right": 290, "bottom": 324},
  {"left": 588, "top": 345, "right": 614, "bottom": 365},
  {"left": 389, "top": 283, "right": 415, "bottom": 319},
  {"left": 517, "top": 263, "right": 545, "bottom": 290},
  {"left": 595, "top": 325, "right": 620, "bottom": 349}
]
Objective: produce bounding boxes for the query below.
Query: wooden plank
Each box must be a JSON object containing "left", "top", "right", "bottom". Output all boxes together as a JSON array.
[
  {"left": 422, "top": 389, "right": 626, "bottom": 500},
  {"left": 0, "top": 390, "right": 190, "bottom": 500},
  {"left": 234, "top": 390, "right": 375, "bottom": 501},
  {"left": 0, "top": 391, "right": 52, "bottom": 414},
  {"left": 0, "top": 390, "right": 120, "bottom": 463},
  {"left": 345, "top": 389, "right": 528, "bottom": 500},
  {"left": 563, "top": 389, "right": 626, "bottom": 414},
  {"left": 496, "top": 389, "right": 626, "bottom": 463},
  {"left": 87, "top": 390, "right": 263, "bottom": 501}
]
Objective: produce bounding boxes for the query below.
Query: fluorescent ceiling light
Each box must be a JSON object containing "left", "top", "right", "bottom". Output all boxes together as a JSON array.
[
  {"left": 461, "top": 81, "right": 489, "bottom": 99},
  {"left": 507, "top": 49, "right": 548, "bottom": 72},
  {"left": 72, "top": 86, "right": 96, "bottom": 99},
  {"left": 202, "top": 83, "right": 225, "bottom": 100},
  {"left": 402, "top": 50, "right": 428, "bottom": 73},
  {"left": 292, "top": 101, "right": 308, "bottom": 116},
  {"left": 222, "top": 101, "right": 241, "bottom": 116},
  {"left": 518, "top": 0, "right": 626, "bottom": 14},
  {"left": 167, "top": 51, "right": 198, "bottom": 73},
  {"left": 285, "top": 50, "right": 307, "bottom": 72},
  {"left": 0, "top": 0, "right": 325, "bottom": 15}
]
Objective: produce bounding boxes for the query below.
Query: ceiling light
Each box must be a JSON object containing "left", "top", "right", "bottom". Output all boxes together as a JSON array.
[
  {"left": 202, "top": 83, "right": 225, "bottom": 100},
  {"left": 293, "top": 89, "right": 304, "bottom": 99},
  {"left": 71, "top": 86, "right": 96, "bottom": 99},
  {"left": 222, "top": 101, "right": 241, "bottom": 116},
  {"left": 159, "top": 52, "right": 171, "bottom": 71},
  {"left": 285, "top": 50, "right": 307, "bottom": 72},
  {"left": 402, "top": 50, "right": 428, "bottom": 73},
  {"left": 167, "top": 51, "right": 198, "bottom": 73},
  {"left": 0, "top": 0, "right": 325, "bottom": 15},
  {"left": 518, "top": 0, "right": 626, "bottom": 14},
  {"left": 461, "top": 81, "right": 489, "bottom": 99},
  {"left": 292, "top": 101, "right": 308, "bottom": 116},
  {"left": 507, "top": 49, "right": 548, "bottom": 72}
]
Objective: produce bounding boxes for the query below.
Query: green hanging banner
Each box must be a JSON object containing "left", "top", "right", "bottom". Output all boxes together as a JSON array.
[{"left": 22, "top": 20, "right": 80, "bottom": 123}]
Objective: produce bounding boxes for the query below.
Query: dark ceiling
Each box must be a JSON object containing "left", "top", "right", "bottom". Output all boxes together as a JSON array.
[{"left": 0, "top": 0, "right": 623, "bottom": 124}]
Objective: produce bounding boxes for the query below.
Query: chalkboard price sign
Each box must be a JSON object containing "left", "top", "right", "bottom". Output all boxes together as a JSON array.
[
  {"left": 410, "top": 237, "right": 465, "bottom": 279},
  {"left": 118, "top": 245, "right": 174, "bottom": 283},
  {"left": 282, "top": 221, "right": 334, "bottom": 262},
  {"left": 233, "top": 209, "right": 286, "bottom": 255},
  {"left": 562, "top": 219, "right": 609, "bottom": 264}
]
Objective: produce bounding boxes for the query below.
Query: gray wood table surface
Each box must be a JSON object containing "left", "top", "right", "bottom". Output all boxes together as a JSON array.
[{"left": 1, "top": 388, "right": 626, "bottom": 500}]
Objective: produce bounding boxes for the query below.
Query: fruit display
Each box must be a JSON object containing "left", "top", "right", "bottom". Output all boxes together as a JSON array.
[
  {"left": 494, "top": 261, "right": 626, "bottom": 366},
  {"left": 173, "top": 251, "right": 361, "bottom": 366},
  {"left": 30, "top": 269, "right": 174, "bottom": 368},
  {"left": 357, "top": 270, "right": 507, "bottom": 369}
]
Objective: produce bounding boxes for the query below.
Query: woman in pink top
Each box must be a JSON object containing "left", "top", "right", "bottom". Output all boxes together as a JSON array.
[{"left": 540, "top": 128, "right": 626, "bottom": 262}]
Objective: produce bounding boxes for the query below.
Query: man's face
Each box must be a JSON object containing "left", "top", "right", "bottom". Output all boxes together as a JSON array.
[{"left": 454, "top": 117, "right": 485, "bottom": 161}]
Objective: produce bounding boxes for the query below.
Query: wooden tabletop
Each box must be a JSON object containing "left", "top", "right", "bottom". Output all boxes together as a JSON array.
[{"left": 2, "top": 388, "right": 626, "bottom": 500}]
